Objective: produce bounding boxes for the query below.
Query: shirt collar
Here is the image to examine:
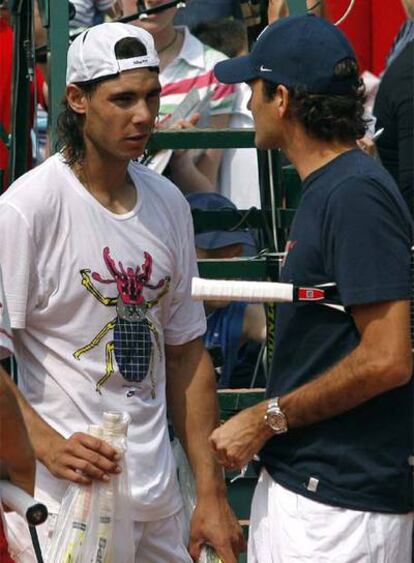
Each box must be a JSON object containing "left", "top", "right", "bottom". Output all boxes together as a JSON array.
[{"left": 176, "top": 26, "right": 205, "bottom": 70}]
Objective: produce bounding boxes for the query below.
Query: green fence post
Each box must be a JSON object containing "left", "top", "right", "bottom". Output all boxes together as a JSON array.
[
  {"left": 47, "top": 0, "right": 69, "bottom": 152},
  {"left": 8, "top": 0, "right": 33, "bottom": 183},
  {"left": 286, "top": 0, "right": 308, "bottom": 15}
]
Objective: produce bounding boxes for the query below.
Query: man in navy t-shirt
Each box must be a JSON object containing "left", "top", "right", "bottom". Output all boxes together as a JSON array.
[{"left": 210, "top": 14, "right": 414, "bottom": 562}]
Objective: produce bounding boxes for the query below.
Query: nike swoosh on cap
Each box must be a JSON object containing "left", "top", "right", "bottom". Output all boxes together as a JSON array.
[{"left": 260, "top": 65, "right": 273, "bottom": 72}]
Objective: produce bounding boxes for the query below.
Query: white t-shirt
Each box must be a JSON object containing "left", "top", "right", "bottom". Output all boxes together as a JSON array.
[
  {"left": 159, "top": 27, "right": 235, "bottom": 122},
  {"left": 0, "top": 154, "right": 206, "bottom": 521},
  {"left": 0, "top": 266, "right": 13, "bottom": 359}
]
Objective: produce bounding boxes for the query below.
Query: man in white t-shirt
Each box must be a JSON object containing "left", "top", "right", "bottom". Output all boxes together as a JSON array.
[{"left": 0, "top": 22, "right": 244, "bottom": 562}]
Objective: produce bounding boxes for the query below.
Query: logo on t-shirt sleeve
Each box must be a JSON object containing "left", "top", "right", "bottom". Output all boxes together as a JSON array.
[
  {"left": 73, "top": 247, "right": 170, "bottom": 397},
  {"left": 281, "top": 240, "right": 297, "bottom": 268}
]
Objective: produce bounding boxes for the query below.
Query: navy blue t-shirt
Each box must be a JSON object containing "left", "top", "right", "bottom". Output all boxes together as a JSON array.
[{"left": 261, "top": 149, "right": 413, "bottom": 513}]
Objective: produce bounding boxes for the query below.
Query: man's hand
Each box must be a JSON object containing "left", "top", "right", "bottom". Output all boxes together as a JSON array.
[
  {"left": 157, "top": 112, "right": 200, "bottom": 131},
  {"left": 209, "top": 402, "right": 271, "bottom": 471},
  {"left": 188, "top": 493, "right": 246, "bottom": 563},
  {"left": 43, "top": 432, "right": 121, "bottom": 485}
]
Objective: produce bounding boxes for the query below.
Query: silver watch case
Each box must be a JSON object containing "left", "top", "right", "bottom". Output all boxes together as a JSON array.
[{"left": 264, "top": 397, "right": 288, "bottom": 434}]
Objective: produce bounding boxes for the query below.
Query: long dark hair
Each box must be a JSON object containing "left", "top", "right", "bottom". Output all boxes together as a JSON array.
[
  {"left": 262, "top": 59, "right": 368, "bottom": 143},
  {"left": 57, "top": 37, "right": 158, "bottom": 166}
]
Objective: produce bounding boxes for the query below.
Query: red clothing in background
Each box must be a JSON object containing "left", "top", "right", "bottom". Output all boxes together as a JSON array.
[
  {"left": 327, "top": 0, "right": 406, "bottom": 75},
  {"left": 0, "top": 514, "right": 15, "bottom": 563},
  {"left": 0, "top": 16, "right": 45, "bottom": 189}
]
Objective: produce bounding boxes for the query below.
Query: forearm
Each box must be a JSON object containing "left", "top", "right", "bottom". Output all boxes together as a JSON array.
[
  {"left": 0, "top": 368, "right": 35, "bottom": 493},
  {"left": 211, "top": 302, "right": 412, "bottom": 476},
  {"left": 169, "top": 151, "right": 217, "bottom": 193},
  {"left": 211, "top": 330, "right": 413, "bottom": 469},
  {"left": 194, "top": 148, "right": 223, "bottom": 186},
  {"left": 0, "top": 367, "right": 63, "bottom": 465},
  {"left": 166, "top": 339, "right": 226, "bottom": 498},
  {"left": 280, "top": 338, "right": 412, "bottom": 429}
]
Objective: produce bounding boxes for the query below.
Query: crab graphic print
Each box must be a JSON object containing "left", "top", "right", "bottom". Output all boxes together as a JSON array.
[{"left": 73, "top": 247, "right": 170, "bottom": 397}]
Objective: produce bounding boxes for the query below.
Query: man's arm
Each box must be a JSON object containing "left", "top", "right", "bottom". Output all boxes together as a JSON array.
[
  {"left": 0, "top": 367, "right": 35, "bottom": 496},
  {"left": 166, "top": 337, "right": 245, "bottom": 563},
  {"left": 242, "top": 304, "right": 266, "bottom": 344},
  {"left": 169, "top": 113, "right": 230, "bottom": 193},
  {"left": 210, "top": 299, "right": 412, "bottom": 469},
  {"left": 0, "top": 369, "right": 121, "bottom": 485}
]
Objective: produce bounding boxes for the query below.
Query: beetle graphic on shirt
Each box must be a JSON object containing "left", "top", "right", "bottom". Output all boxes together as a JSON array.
[{"left": 73, "top": 247, "right": 170, "bottom": 397}]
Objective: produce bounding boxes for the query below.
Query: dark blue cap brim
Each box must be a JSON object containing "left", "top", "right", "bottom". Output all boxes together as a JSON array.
[
  {"left": 214, "top": 55, "right": 257, "bottom": 85},
  {"left": 195, "top": 230, "right": 256, "bottom": 251}
]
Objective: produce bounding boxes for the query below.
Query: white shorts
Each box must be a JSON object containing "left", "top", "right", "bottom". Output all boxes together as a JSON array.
[
  {"left": 5, "top": 508, "right": 192, "bottom": 563},
  {"left": 248, "top": 469, "right": 413, "bottom": 563}
]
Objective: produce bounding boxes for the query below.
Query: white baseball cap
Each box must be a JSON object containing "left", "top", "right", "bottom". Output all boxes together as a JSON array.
[{"left": 66, "top": 22, "right": 160, "bottom": 85}]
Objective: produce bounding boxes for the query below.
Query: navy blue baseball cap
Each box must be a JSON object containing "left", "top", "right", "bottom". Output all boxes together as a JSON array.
[
  {"left": 214, "top": 15, "right": 358, "bottom": 94},
  {"left": 187, "top": 193, "right": 257, "bottom": 252}
]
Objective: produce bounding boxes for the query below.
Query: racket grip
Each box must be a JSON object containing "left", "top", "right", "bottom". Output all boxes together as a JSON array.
[
  {"left": 191, "top": 277, "right": 294, "bottom": 303},
  {"left": 0, "top": 481, "right": 48, "bottom": 526}
]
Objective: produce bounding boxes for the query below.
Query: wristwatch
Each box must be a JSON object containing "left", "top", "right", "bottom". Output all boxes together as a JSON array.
[{"left": 264, "top": 397, "right": 288, "bottom": 434}]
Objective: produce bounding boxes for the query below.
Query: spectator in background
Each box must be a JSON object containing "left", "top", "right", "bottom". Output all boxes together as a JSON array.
[
  {"left": 192, "top": 18, "right": 247, "bottom": 59},
  {"left": 192, "top": 18, "right": 261, "bottom": 209},
  {"left": 385, "top": 0, "right": 414, "bottom": 69},
  {"left": 69, "top": 0, "right": 121, "bottom": 29},
  {"left": 0, "top": 1, "right": 46, "bottom": 190},
  {"left": 188, "top": 193, "right": 266, "bottom": 389},
  {"left": 174, "top": 0, "right": 243, "bottom": 29},
  {"left": 374, "top": 0, "right": 414, "bottom": 214},
  {"left": 174, "top": 0, "right": 325, "bottom": 34},
  {"left": 121, "top": 0, "right": 236, "bottom": 193},
  {"left": 267, "top": 0, "right": 325, "bottom": 22}
]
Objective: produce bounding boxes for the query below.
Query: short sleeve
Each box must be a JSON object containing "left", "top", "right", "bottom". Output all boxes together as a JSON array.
[
  {"left": 163, "top": 207, "right": 206, "bottom": 345},
  {"left": 210, "top": 80, "right": 236, "bottom": 116},
  {"left": 0, "top": 203, "right": 42, "bottom": 329},
  {"left": 0, "top": 266, "right": 13, "bottom": 358},
  {"left": 94, "top": 0, "right": 115, "bottom": 12},
  {"left": 322, "top": 177, "right": 412, "bottom": 307}
]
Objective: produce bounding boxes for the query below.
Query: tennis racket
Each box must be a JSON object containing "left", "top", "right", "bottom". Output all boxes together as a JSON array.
[
  {"left": 192, "top": 278, "right": 341, "bottom": 307},
  {"left": 193, "top": 245, "right": 414, "bottom": 345},
  {"left": 0, "top": 481, "right": 48, "bottom": 526}
]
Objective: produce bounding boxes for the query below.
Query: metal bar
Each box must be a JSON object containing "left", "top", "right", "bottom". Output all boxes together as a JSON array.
[
  {"left": 256, "top": 148, "right": 285, "bottom": 372},
  {"left": 147, "top": 129, "right": 256, "bottom": 150},
  {"left": 8, "top": 0, "right": 33, "bottom": 183},
  {"left": 286, "top": 0, "right": 308, "bottom": 15},
  {"left": 192, "top": 208, "right": 296, "bottom": 233},
  {"left": 218, "top": 390, "right": 266, "bottom": 419},
  {"left": 198, "top": 258, "right": 268, "bottom": 280},
  {"left": 192, "top": 208, "right": 263, "bottom": 232},
  {"left": 48, "top": 0, "right": 69, "bottom": 152}
]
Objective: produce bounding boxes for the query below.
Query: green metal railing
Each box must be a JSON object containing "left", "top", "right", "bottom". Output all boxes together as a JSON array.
[{"left": 7, "top": 0, "right": 33, "bottom": 184}]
